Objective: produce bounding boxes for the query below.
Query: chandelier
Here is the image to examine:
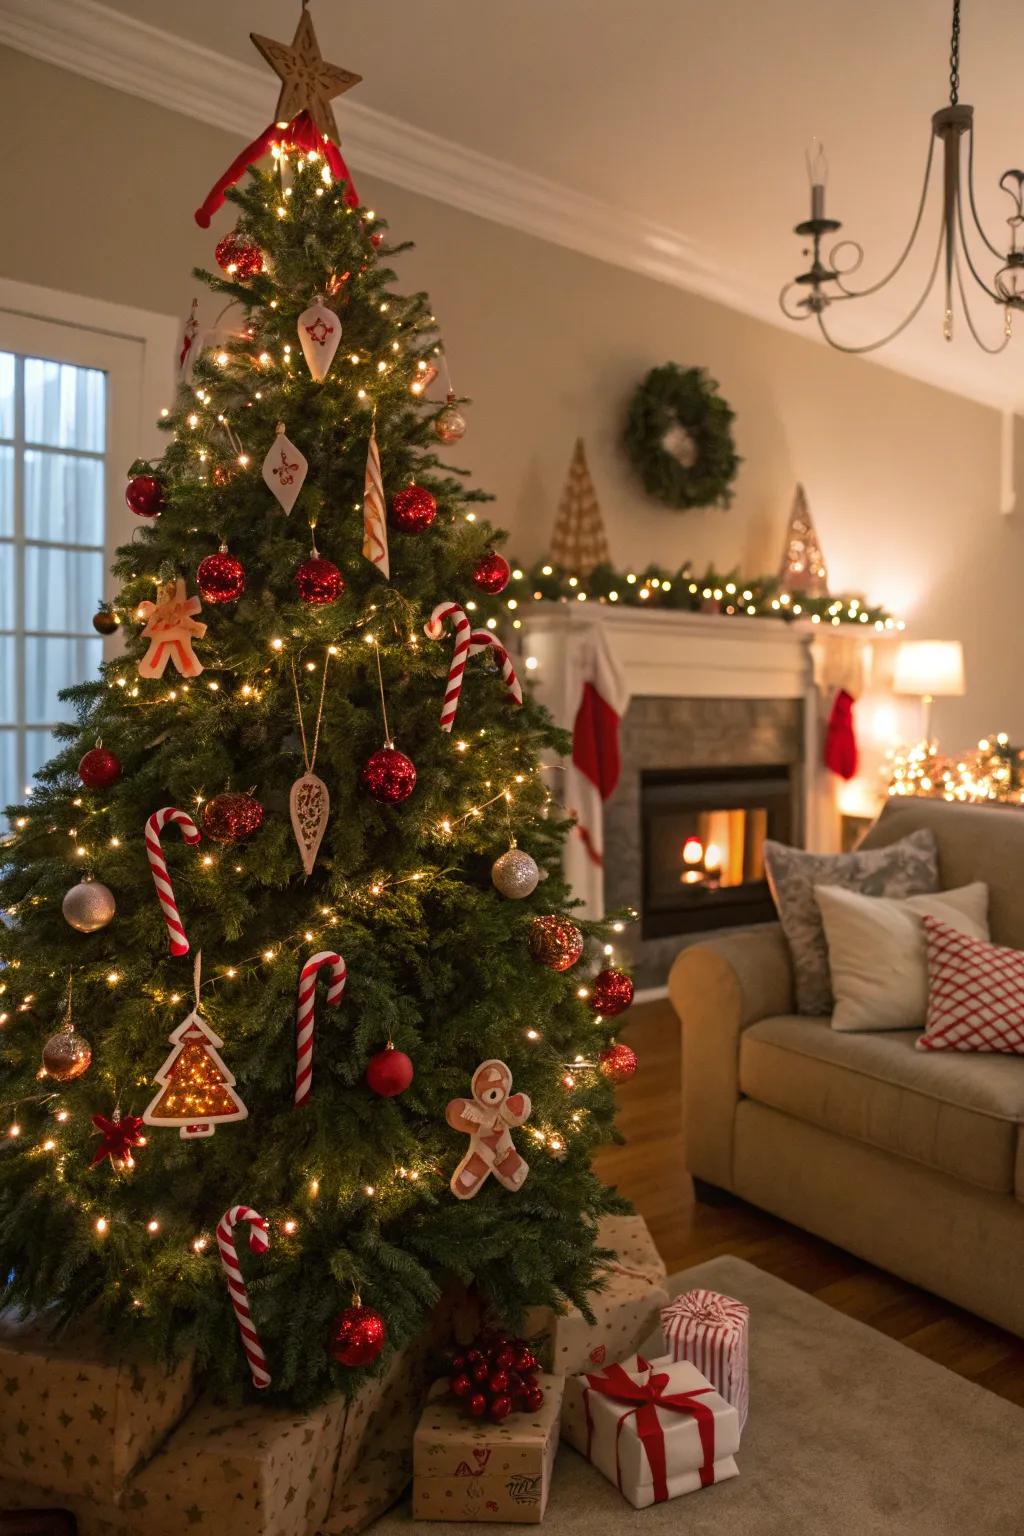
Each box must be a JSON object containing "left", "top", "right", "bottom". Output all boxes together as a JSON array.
[{"left": 779, "top": 0, "right": 1024, "bottom": 355}]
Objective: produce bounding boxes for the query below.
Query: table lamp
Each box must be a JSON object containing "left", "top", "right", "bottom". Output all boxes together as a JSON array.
[{"left": 893, "top": 640, "right": 965, "bottom": 744}]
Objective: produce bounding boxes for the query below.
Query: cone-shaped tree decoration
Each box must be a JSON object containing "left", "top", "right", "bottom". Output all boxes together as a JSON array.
[
  {"left": 777, "top": 483, "right": 828, "bottom": 596},
  {"left": 550, "top": 438, "right": 611, "bottom": 577}
]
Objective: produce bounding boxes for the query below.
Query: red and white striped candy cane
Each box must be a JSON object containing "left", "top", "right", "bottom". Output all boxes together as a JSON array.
[
  {"left": 145, "top": 807, "right": 202, "bottom": 957},
  {"left": 216, "top": 1205, "right": 271, "bottom": 1389},
  {"left": 469, "top": 630, "right": 523, "bottom": 707},
  {"left": 295, "top": 951, "right": 347, "bottom": 1106},
  {"left": 424, "top": 601, "right": 472, "bottom": 732}
]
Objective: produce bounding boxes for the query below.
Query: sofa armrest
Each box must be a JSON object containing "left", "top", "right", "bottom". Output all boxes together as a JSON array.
[{"left": 667, "top": 924, "right": 794, "bottom": 1189}]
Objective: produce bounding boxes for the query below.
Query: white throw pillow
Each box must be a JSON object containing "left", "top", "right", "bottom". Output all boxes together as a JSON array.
[{"left": 814, "top": 882, "right": 989, "bottom": 1033}]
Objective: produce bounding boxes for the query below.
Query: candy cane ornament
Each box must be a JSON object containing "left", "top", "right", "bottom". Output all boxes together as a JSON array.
[
  {"left": 216, "top": 1205, "right": 271, "bottom": 1389},
  {"left": 469, "top": 630, "right": 523, "bottom": 707},
  {"left": 423, "top": 601, "right": 472, "bottom": 732},
  {"left": 295, "top": 950, "right": 347, "bottom": 1106},
  {"left": 145, "top": 807, "right": 202, "bottom": 956}
]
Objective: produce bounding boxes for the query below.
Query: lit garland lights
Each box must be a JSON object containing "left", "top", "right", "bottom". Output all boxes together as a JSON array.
[
  {"left": 888, "top": 733, "right": 1024, "bottom": 804},
  {"left": 500, "top": 558, "right": 903, "bottom": 630}
]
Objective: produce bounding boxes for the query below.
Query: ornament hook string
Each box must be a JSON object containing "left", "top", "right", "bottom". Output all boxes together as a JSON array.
[
  {"left": 193, "top": 950, "right": 203, "bottom": 1012},
  {"left": 370, "top": 637, "right": 392, "bottom": 747},
  {"left": 289, "top": 652, "right": 332, "bottom": 774}
]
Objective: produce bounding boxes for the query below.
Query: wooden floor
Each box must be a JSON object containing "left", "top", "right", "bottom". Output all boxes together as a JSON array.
[{"left": 593, "top": 999, "right": 1024, "bottom": 1409}]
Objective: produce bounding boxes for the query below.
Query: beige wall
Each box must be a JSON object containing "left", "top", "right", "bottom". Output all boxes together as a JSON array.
[{"left": 4, "top": 46, "right": 1021, "bottom": 746}]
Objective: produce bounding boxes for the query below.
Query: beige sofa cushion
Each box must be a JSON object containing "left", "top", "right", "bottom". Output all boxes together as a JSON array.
[{"left": 739, "top": 1015, "right": 1024, "bottom": 1195}]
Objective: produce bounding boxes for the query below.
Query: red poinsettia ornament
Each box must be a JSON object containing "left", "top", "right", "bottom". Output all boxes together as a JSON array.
[{"left": 90, "top": 1110, "right": 146, "bottom": 1171}]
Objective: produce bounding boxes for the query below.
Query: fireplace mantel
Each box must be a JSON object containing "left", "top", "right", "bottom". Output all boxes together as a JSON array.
[{"left": 518, "top": 603, "right": 896, "bottom": 951}]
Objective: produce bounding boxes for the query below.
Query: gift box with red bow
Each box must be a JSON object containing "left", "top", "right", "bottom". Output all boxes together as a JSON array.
[
  {"left": 561, "top": 1353, "right": 740, "bottom": 1509},
  {"left": 661, "top": 1288, "right": 750, "bottom": 1430}
]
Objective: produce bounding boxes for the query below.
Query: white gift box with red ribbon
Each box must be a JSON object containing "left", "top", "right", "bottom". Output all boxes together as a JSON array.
[
  {"left": 661, "top": 1288, "right": 750, "bottom": 1431},
  {"left": 561, "top": 1353, "right": 740, "bottom": 1510}
]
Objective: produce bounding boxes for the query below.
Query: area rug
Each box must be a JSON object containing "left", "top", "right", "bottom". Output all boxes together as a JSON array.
[{"left": 370, "top": 1254, "right": 1024, "bottom": 1535}]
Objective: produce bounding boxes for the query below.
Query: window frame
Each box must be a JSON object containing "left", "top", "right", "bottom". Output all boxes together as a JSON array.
[{"left": 0, "top": 280, "right": 177, "bottom": 807}]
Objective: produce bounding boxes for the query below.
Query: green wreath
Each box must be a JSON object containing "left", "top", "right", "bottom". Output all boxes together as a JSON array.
[{"left": 623, "top": 363, "right": 740, "bottom": 510}]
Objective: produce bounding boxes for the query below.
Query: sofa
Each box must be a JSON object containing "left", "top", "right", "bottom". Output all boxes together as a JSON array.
[{"left": 667, "top": 796, "right": 1024, "bottom": 1337}]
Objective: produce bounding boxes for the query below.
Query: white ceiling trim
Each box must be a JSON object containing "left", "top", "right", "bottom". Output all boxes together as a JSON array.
[{"left": 0, "top": 0, "right": 768, "bottom": 319}]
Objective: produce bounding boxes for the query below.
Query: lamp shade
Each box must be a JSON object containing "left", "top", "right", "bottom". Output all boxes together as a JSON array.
[{"left": 893, "top": 640, "right": 965, "bottom": 698}]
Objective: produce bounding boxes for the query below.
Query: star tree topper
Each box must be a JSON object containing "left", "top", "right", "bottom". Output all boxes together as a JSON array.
[{"left": 251, "top": 5, "right": 362, "bottom": 145}]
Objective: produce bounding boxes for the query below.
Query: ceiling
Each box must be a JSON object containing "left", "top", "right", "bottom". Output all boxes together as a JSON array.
[{"left": 10, "top": 0, "right": 1024, "bottom": 410}]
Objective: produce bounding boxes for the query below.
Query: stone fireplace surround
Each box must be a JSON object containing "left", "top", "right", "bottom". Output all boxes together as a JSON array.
[
  {"left": 605, "top": 695, "right": 803, "bottom": 988},
  {"left": 520, "top": 604, "right": 891, "bottom": 993}
]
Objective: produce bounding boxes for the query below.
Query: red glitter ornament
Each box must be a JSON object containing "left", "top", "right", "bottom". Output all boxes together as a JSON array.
[
  {"left": 589, "top": 968, "right": 634, "bottom": 1018},
  {"left": 125, "top": 469, "right": 164, "bottom": 518},
  {"left": 361, "top": 746, "right": 417, "bottom": 804},
  {"left": 598, "top": 1042, "right": 638, "bottom": 1083},
  {"left": 472, "top": 552, "right": 511, "bottom": 594},
  {"left": 295, "top": 555, "right": 345, "bottom": 606},
  {"left": 390, "top": 484, "right": 437, "bottom": 533},
  {"left": 329, "top": 1303, "right": 386, "bottom": 1367},
  {"left": 78, "top": 745, "right": 121, "bottom": 790},
  {"left": 197, "top": 547, "right": 245, "bottom": 604},
  {"left": 214, "top": 232, "right": 263, "bottom": 279},
  {"left": 202, "top": 792, "right": 264, "bottom": 843},
  {"left": 528, "top": 915, "right": 584, "bottom": 972},
  {"left": 366, "top": 1043, "right": 415, "bottom": 1097}
]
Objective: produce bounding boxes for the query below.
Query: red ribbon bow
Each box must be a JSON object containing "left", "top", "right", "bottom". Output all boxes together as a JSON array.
[
  {"left": 195, "top": 110, "right": 360, "bottom": 228},
  {"left": 583, "top": 1358, "right": 717, "bottom": 1503},
  {"left": 90, "top": 1112, "right": 145, "bottom": 1170}
]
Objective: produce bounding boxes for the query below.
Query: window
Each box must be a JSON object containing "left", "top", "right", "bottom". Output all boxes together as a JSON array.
[
  {"left": 0, "top": 351, "right": 108, "bottom": 813},
  {"left": 0, "top": 279, "right": 178, "bottom": 827}
]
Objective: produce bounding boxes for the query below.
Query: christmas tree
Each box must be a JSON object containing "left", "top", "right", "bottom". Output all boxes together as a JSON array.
[{"left": 0, "top": 13, "right": 632, "bottom": 1408}]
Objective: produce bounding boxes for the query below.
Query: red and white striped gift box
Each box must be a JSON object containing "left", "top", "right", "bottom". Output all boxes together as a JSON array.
[{"left": 660, "top": 1289, "right": 749, "bottom": 1431}]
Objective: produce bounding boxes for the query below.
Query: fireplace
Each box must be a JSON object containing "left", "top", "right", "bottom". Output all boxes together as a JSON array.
[{"left": 640, "top": 765, "right": 796, "bottom": 939}]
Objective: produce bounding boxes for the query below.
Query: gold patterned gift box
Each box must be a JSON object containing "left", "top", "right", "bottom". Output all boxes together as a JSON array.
[
  {"left": 524, "top": 1214, "right": 670, "bottom": 1376},
  {"left": 0, "top": 1309, "right": 195, "bottom": 1506},
  {"left": 412, "top": 1375, "right": 563, "bottom": 1524}
]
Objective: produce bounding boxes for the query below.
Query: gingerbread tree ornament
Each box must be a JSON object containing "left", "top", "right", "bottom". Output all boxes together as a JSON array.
[
  {"left": 550, "top": 437, "right": 611, "bottom": 577},
  {"left": 144, "top": 1009, "right": 248, "bottom": 1141},
  {"left": 777, "top": 483, "right": 829, "bottom": 596}
]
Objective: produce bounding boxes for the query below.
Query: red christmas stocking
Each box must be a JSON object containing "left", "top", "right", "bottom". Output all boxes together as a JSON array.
[{"left": 824, "top": 688, "right": 858, "bottom": 780}]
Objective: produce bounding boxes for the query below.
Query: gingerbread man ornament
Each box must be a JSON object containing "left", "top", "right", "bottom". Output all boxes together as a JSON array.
[
  {"left": 136, "top": 576, "right": 207, "bottom": 680},
  {"left": 446, "top": 1059, "right": 531, "bottom": 1200}
]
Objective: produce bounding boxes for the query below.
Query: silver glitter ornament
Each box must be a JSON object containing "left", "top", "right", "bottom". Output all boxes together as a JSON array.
[
  {"left": 491, "top": 847, "right": 541, "bottom": 900},
  {"left": 62, "top": 879, "right": 116, "bottom": 933}
]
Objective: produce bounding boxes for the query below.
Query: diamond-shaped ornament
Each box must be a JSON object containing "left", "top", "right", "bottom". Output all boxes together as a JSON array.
[
  {"left": 297, "top": 298, "right": 342, "bottom": 382},
  {"left": 262, "top": 423, "right": 308, "bottom": 514}
]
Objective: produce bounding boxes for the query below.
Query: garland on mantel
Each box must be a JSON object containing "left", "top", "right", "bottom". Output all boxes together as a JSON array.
[{"left": 499, "top": 559, "right": 903, "bottom": 631}]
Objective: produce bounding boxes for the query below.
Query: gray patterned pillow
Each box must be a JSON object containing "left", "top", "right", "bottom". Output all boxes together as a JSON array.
[{"left": 764, "top": 830, "right": 939, "bottom": 1015}]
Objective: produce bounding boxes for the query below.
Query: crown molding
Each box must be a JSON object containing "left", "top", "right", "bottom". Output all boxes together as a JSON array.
[{"left": 0, "top": 0, "right": 760, "bottom": 316}]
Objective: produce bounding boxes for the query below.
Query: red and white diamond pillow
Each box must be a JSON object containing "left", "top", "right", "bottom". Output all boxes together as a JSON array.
[{"left": 918, "top": 916, "right": 1024, "bottom": 1052}]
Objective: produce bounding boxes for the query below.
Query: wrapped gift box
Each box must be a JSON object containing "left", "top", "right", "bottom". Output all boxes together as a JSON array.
[
  {"left": 125, "top": 1392, "right": 345, "bottom": 1536},
  {"left": 561, "top": 1353, "right": 740, "bottom": 1509},
  {"left": 525, "top": 1214, "right": 669, "bottom": 1376},
  {"left": 0, "top": 1310, "right": 195, "bottom": 1505},
  {"left": 412, "top": 1374, "right": 563, "bottom": 1524},
  {"left": 661, "top": 1288, "right": 750, "bottom": 1430}
]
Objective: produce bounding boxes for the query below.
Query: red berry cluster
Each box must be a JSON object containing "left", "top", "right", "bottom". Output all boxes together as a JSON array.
[{"left": 448, "top": 1333, "right": 544, "bottom": 1423}]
